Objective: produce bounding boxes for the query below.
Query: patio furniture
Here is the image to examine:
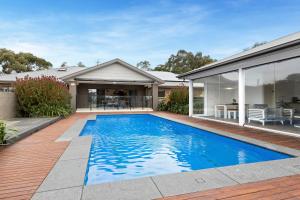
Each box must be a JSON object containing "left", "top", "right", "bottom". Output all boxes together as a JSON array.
[
  {"left": 215, "top": 105, "right": 227, "bottom": 118},
  {"left": 215, "top": 104, "right": 239, "bottom": 119},
  {"left": 106, "top": 97, "right": 119, "bottom": 109},
  {"left": 294, "top": 115, "right": 300, "bottom": 128},
  {"left": 248, "top": 108, "right": 294, "bottom": 126},
  {"left": 228, "top": 110, "right": 238, "bottom": 119}
]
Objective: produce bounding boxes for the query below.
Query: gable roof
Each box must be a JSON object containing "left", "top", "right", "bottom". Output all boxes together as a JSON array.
[
  {"left": 178, "top": 31, "right": 300, "bottom": 78},
  {"left": 0, "top": 59, "right": 165, "bottom": 84},
  {"left": 61, "top": 58, "right": 164, "bottom": 83},
  {"left": 0, "top": 66, "right": 84, "bottom": 83}
]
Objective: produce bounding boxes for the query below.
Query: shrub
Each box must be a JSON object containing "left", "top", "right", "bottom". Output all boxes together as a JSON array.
[
  {"left": 0, "top": 121, "right": 16, "bottom": 144},
  {"left": 157, "top": 87, "right": 189, "bottom": 115},
  {"left": 15, "top": 76, "right": 72, "bottom": 117},
  {"left": 0, "top": 121, "right": 6, "bottom": 144}
]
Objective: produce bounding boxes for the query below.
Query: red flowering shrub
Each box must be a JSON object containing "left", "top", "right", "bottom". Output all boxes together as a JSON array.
[{"left": 15, "top": 76, "right": 72, "bottom": 117}]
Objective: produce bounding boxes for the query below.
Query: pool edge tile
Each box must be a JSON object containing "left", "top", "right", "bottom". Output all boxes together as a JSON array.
[
  {"left": 82, "top": 177, "right": 162, "bottom": 200},
  {"left": 55, "top": 118, "right": 87, "bottom": 142},
  {"left": 151, "top": 113, "right": 300, "bottom": 157},
  {"left": 151, "top": 168, "right": 239, "bottom": 197},
  {"left": 32, "top": 186, "right": 83, "bottom": 200},
  {"left": 59, "top": 136, "right": 92, "bottom": 161},
  {"left": 37, "top": 158, "right": 88, "bottom": 192},
  {"left": 217, "top": 159, "right": 297, "bottom": 184}
]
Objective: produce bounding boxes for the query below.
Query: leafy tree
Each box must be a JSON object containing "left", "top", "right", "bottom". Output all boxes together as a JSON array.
[
  {"left": 244, "top": 41, "right": 267, "bottom": 51},
  {"left": 77, "top": 61, "right": 86, "bottom": 67},
  {"left": 154, "top": 50, "right": 215, "bottom": 74},
  {"left": 0, "top": 48, "right": 52, "bottom": 74},
  {"left": 137, "top": 60, "right": 151, "bottom": 71}
]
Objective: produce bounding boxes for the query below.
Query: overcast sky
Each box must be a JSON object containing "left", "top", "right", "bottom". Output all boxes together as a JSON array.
[{"left": 0, "top": 0, "right": 299, "bottom": 68}]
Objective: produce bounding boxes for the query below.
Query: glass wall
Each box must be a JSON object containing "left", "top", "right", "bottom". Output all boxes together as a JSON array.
[
  {"left": 194, "top": 71, "right": 239, "bottom": 120},
  {"left": 193, "top": 84, "right": 204, "bottom": 114},
  {"left": 245, "top": 57, "right": 300, "bottom": 128}
]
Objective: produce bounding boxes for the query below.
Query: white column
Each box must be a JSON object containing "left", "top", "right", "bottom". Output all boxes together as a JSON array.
[
  {"left": 204, "top": 81, "right": 208, "bottom": 115},
  {"left": 152, "top": 83, "right": 158, "bottom": 110},
  {"left": 189, "top": 80, "right": 193, "bottom": 117},
  {"left": 69, "top": 82, "right": 77, "bottom": 112},
  {"left": 238, "top": 68, "right": 246, "bottom": 126}
]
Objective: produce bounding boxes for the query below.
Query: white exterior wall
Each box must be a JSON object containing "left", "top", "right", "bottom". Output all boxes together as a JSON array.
[{"left": 76, "top": 63, "right": 152, "bottom": 82}]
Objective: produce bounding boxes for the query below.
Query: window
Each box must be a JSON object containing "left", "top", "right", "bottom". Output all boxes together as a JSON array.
[
  {"left": 158, "top": 89, "right": 165, "bottom": 98},
  {"left": 245, "top": 57, "right": 300, "bottom": 128},
  {"left": 194, "top": 71, "right": 238, "bottom": 118}
]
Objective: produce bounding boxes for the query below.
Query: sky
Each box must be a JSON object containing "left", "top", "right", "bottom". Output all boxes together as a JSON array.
[{"left": 0, "top": 0, "right": 299, "bottom": 68}]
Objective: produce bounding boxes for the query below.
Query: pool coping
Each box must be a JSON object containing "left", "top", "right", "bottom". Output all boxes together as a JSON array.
[{"left": 31, "top": 113, "right": 300, "bottom": 200}]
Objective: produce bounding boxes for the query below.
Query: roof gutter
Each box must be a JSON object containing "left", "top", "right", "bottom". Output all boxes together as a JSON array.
[{"left": 177, "top": 39, "right": 300, "bottom": 79}]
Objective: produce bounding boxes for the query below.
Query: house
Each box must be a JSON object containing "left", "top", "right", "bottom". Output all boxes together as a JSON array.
[
  {"left": 179, "top": 32, "right": 300, "bottom": 135},
  {"left": 0, "top": 58, "right": 192, "bottom": 117}
]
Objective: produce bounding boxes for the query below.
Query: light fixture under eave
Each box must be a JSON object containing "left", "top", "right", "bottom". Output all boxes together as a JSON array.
[{"left": 225, "top": 87, "right": 234, "bottom": 90}]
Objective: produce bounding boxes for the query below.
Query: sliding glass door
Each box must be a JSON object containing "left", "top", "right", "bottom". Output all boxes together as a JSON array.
[
  {"left": 245, "top": 57, "right": 300, "bottom": 129},
  {"left": 193, "top": 71, "right": 238, "bottom": 121}
]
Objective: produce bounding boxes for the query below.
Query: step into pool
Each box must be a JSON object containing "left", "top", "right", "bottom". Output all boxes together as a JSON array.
[{"left": 80, "top": 114, "right": 292, "bottom": 185}]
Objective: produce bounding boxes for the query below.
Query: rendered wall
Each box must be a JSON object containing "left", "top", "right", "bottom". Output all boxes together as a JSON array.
[{"left": 0, "top": 92, "right": 16, "bottom": 119}]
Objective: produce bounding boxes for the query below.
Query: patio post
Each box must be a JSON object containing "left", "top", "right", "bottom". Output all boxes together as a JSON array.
[
  {"left": 238, "top": 68, "right": 246, "bottom": 126},
  {"left": 69, "top": 82, "right": 77, "bottom": 112},
  {"left": 204, "top": 80, "right": 208, "bottom": 116},
  {"left": 189, "top": 80, "right": 193, "bottom": 117},
  {"left": 152, "top": 83, "right": 158, "bottom": 110}
]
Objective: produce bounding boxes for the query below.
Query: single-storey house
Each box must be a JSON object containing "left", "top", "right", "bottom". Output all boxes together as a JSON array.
[
  {"left": 0, "top": 58, "right": 199, "bottom": 117},
  {"left": 179, "top": 32, "right": 300, "bottom": 135}
]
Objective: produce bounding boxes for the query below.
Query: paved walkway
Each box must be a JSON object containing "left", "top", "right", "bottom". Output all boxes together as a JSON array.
[
  {"left": 1, "top": 112, "right": 300, "bottom": 200},
  {"left": 0, "top": 114, "right": 88, "bottom": 200}
]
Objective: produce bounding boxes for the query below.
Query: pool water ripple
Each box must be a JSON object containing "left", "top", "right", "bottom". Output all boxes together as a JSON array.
[{"left": 80, "top": 114, "right": 291, "bottom": 185}]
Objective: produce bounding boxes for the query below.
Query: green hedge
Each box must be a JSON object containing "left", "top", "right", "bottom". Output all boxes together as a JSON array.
[
  {"left": 0, "top": 121, "right": 6, "bottom": 144},
  {"left": 0, "top": 121, "right": 17, "bottom": 144},
  {"left": 15, "top": 76, "right": 72, "bottom": 117},
  {"left": 157, "top": 87, "right": 189, "bottom": 115}
]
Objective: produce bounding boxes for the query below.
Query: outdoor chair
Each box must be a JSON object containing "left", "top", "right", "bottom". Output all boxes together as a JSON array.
[{"left": 248, "top": 108, "right": 294, "bottom": 126}]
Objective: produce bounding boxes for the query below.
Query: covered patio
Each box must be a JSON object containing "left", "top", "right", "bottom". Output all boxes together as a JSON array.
[
  {"left": 76, "top": 82, "right": 153, "bottom": 111},
  {"left": 61, "top": 59, "right": 163, "bottom": 112},
  {"left": 180, "top": 32, "right": 300, "bottom": 136}
]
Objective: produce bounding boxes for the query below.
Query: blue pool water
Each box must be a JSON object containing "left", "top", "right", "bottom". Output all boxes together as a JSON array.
[{"left": 80, "top": 114, "right": 291, "bottom": 185}]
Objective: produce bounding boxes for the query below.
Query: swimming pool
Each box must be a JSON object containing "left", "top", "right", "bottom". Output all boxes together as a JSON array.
[{"left": 80, "top": 114, "right": 291, "bottom": 185}]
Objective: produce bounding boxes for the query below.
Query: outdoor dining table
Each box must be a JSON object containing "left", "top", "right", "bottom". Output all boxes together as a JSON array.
[{"left": 214, "top": 104, "right": 239, "bottom": 119}]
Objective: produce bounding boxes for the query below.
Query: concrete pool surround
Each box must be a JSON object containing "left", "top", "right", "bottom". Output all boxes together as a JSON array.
[{"left": 31, "top": 113, "right": 300, "bottom": 200}]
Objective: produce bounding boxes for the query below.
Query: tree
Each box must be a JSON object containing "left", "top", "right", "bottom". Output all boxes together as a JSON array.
[
  {"left": 244, "top": 41, "right": 267, "bottom": 51},
  {"left": 154, "top": 50, "right": 215, "bottom": 74},
  {"left": 137, "top": 60, "right": 151, "bottom": 71},
  {"left": 77, "top": 62, "right": 86, "bottom": 67},
  {"left": 0, "top": 48, "right": 52, "bottom": 74}
]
